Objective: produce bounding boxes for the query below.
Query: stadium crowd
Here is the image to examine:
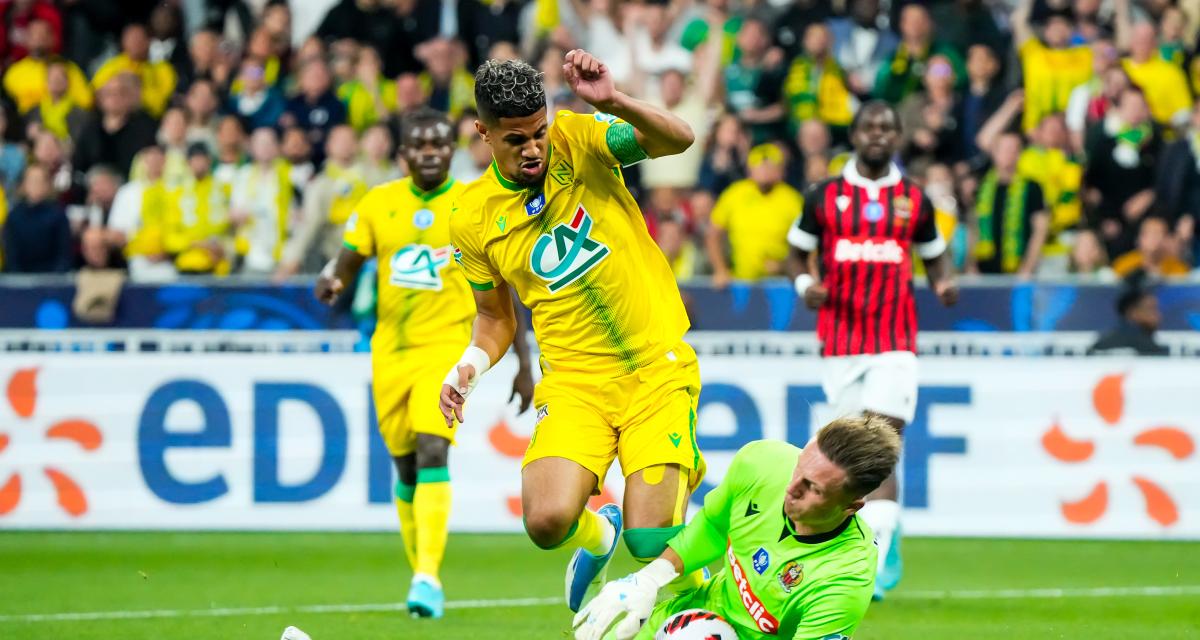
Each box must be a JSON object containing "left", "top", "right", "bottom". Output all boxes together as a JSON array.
[{"left": 0, "top": 0, "right": 1198, "bottom": 284}]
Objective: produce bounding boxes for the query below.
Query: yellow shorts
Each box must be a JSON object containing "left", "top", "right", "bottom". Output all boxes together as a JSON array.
[
  {"left": 372, "top": 345, "right": 460, "bottom": 456},
  {"left": 523, "top": 341, "right": 705, "bottom": 492}
]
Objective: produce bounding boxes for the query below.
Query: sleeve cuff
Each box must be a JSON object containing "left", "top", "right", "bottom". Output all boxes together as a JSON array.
[
  {"left": 468, "top": 279, "right": 496, "bottom": 291},
  {"left": 915, "top": 235, "right": 948, "bottom": 259},
  {"left": 787, "top": 226, "right": 819, "bottom": 251}
]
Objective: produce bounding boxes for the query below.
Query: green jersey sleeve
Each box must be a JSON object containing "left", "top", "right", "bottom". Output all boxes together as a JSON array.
[{"left": 668, "top": 441, "right": 773, "bottom": 573}]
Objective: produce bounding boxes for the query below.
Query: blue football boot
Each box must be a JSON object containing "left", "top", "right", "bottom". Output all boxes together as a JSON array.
[
  {"left": 565, "top": 504, "right": 623, "bottom": 612},
  {"left": 407, "top": 578, "right": 445, "bottom": 619}
]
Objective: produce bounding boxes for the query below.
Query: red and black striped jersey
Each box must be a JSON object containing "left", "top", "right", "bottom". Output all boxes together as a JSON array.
[{"left": 788, "top": 159, "right": 946, "bottom": 357}]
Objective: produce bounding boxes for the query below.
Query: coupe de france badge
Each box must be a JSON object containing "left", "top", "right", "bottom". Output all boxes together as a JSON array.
[
  {"left": 526, "top": 192, "right": 546, "bottom": 217},
  {"left": 413, "top": 209, "right": 434, "bottom": 229}
]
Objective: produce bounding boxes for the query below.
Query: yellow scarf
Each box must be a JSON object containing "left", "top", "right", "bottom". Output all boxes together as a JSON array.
[
  {"left": 37, "top": 97, "right": 74, "bottom": 140},
  {"left": 784, "top": 56, "right": 854, "bottom": 127},
  {"left": 168, "top": 175, "right": 231, "bottom": 273},
  {"left": 126, "top": 180, "right": 175, "bottom": 258},
  {"left": 234, "top": 160, "right": 292, "bottom": 261}
]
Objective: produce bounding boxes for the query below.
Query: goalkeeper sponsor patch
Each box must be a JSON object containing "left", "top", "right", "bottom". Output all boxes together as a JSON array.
[{"left": 727, "top": 540, "right": 779, "bottom": 634}]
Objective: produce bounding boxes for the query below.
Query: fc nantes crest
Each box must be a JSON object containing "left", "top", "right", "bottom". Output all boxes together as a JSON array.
[{"left": 529, "top": 204, "right": 609, "bottom": 293}]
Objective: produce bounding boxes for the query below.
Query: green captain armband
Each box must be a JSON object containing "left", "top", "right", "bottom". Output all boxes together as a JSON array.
[{"left": 606, "top": 122, "right": 650, "bottom": 167}]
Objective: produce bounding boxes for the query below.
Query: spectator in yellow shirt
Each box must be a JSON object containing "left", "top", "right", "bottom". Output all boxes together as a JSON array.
[
  {"left": 784, "top": 23, "right": 856, "bottom": 139},
  {"left": 337, "top": 46, "right": 396, "bottom": 133},
  {"left": 91, "top": 23, "right": 177, "bottom": 118},
  {"left": 1123, "top": 22, "right": 1191, "bottom": 129},
  {"left": 705, "top": 143, "right": 804, "bottom": 286},
  {"left": 1012, "top": 0, "right": 1101, "bottom": 133},
  {"left": 27, "top": 61, "right": 88, "bottom": 142},
  {"left": 2, "top": 18, "right": 91, "bottom": 115},
  {"left": 167, "top": 143, "right": 230, "bottom": 275},
  {"left": 416, "top": 38, "right": 475, "bottom": 120}
]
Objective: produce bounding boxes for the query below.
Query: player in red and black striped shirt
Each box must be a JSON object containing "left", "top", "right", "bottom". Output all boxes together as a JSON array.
[{"left": 787, "top": 101, "right": 958, "bottom": 601}]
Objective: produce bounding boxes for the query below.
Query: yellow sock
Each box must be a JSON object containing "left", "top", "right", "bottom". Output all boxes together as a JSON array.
[
  {"left": 561, "top": 508, "right": 612, "bottom": 555},
  {"left": 413, "top": 467, "right": 452, "bottom": 580},
  {"left": 394, "top": 480, "right": 417, "bottom": 569}
]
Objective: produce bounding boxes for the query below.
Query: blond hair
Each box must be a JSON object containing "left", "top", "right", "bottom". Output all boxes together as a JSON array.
[{"left": 816, "top": 415, "right": 902, "bottom": 497}]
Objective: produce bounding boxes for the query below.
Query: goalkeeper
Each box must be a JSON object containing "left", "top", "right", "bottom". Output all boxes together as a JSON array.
[{"left": 574, "top": 416, "right": 900, "bottom": 640}]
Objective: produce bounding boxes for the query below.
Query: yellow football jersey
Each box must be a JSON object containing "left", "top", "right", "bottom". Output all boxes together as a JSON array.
[
  {"left": 343, "top": 177, "right": 475, "bottom": 357},
  {"left": 451, "top": 110, "right": 689, "bottom": 376},
  {"left": 1019, "top": 39, "right": 1093, "bottom": 132}
]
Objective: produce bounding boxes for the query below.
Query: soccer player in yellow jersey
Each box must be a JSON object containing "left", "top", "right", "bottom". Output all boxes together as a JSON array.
[
  {"left": 315, "top": 108, "right": 533, "bottom": 619},
  {"left": 438, "top": 51, "right": 705, "bottom": 613}
]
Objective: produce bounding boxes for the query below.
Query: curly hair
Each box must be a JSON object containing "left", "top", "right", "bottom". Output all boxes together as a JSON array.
[{"left": 474, "top": 59, "right": 546, "bottom": 124}]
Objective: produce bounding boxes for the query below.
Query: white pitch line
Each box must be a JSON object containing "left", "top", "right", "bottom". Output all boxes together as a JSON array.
[
  {"left": 0, "top": 597, "right": 562, "bottom": 624},
  {"left": 890, "top": 585, "right": 1200, "bottom": 601},
  {"left": 1, "top": 586, "right": 1197, "bottom": 624}
]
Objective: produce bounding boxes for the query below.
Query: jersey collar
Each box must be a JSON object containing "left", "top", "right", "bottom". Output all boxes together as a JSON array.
[
  {"left": 779, "top": 510, "right": 856, "bottom": 545},
  {"left": 843, "top": 157, "right": 901, "bottom": 201},
  {"left": 490, "top": 145, "right": 555, "bottom": 194},
  {"left": 409, "top": 177, "right": 456, "bottom": 201}
]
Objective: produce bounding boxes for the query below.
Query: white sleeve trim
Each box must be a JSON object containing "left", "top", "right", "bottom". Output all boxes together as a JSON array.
[
  {"left": 787, "top": 225, "right": 818, "bottom": 251},
  {"left": 915, "top": 235, "right": 948, "bottom": 259}
]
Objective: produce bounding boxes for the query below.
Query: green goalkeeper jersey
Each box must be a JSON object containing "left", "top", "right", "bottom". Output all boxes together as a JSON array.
[{"left": 663, "top": 439, "right": 876, "bottom": 639}]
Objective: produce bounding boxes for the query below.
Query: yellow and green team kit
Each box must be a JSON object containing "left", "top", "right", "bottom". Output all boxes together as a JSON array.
[
  {"left": 450, "top": 111, "right": 704, "bottom": 496},
  {"left": 641, "top": 440, "right": 877, "bottom": 640},
  {"left": 342, "top": 176, "right": 471, "bottom": 579}
]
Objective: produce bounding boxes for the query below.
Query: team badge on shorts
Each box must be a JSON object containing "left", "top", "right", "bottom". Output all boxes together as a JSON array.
[
  {"left": 535, "top": 404, "right": 550, "bottom": 425},
  {"left": 863, "top": 201, "right": 884, "bottom": 222},
  {"left": 413, "top": 209, "right": 434, "bottom": 229},
  {"left": 777, "top": 561, "right": 804, "bottom": 593},
  {"left": 752, "top": 547, "right": 770, "bottom": 574}
]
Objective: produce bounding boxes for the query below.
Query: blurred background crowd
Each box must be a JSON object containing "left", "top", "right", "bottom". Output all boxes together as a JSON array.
[{"left": 1, "top": 0, "right": 1200, "bottom": 285}]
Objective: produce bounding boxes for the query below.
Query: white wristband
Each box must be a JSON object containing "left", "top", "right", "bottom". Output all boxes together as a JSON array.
[
  {"left": 794, "top": 274, "right": 815, "bottom": 297},
  {"left": 637, "top": 558, "right": 680, "bottom": 589},
  {"left": 442, "top": 345, "right": 492, "bottom": 397}
]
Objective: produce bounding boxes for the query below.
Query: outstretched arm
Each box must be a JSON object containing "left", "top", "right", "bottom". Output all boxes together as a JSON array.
[
  {"left": 563, "top": 49, "right": 695, "bottom": 158},
  {"left": 315, "top": 248, "right": 367, "bottom": 305},
  {"left": 975, "top": 90, "right": 1024, "bottom": 154},
  {"left": 1012, "top": 0, "right": 1035, "bottom": 47},
  {"left": 439, "top": 282, "right": 519, "bottom": 425}
]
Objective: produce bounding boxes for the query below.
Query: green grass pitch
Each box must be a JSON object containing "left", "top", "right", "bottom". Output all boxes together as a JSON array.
[{"left": 1, "top": 532, "right": 1197, "bottom": 639}]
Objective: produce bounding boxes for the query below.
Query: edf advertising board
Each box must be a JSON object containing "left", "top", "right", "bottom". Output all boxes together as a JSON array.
[{"left": 0, "top": 354, "right": 1196, "bottom": 539}]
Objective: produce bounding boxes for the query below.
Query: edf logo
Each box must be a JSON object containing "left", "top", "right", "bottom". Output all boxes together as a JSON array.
[{"left": 137, "top": 380, "right": 396, "bottom": 505}]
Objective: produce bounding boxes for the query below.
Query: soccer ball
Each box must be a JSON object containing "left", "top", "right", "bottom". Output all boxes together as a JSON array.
[{"left": 654, "top": 609, "right": 738, "bottom": 639}]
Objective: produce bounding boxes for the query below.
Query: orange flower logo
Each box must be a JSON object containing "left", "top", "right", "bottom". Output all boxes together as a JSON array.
[
  {"left": 488, "top": 419, "right": 616, "bottom": 517},
  {"left": 0, "top": 368, "right": 103, "bottom": 518},
  {"left": 1042, "top": 373, "right": 1195, "bottom": 527}
]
